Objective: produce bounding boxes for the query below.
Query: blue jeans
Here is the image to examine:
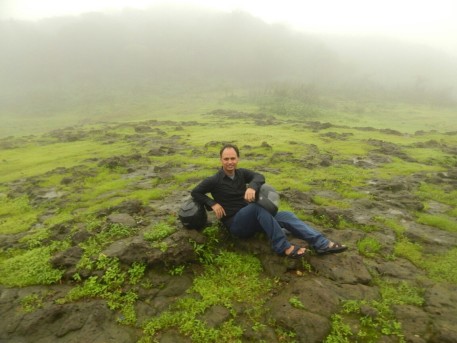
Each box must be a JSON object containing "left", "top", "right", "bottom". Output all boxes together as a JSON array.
[{"left": 228, "top": 204, "right": 329, "bottom": 254}]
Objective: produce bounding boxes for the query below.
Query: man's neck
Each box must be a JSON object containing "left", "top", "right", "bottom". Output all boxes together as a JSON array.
[{"left": 223, "top": 169, "right": 235, "bottom": 178}]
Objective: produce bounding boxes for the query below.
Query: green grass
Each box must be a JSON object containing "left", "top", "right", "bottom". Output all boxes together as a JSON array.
[
  {"left": 357, "top": 236, "right": 382, "bottom": 258},
  {"left": 417, "top": 182, "right": 457, "bottom": 208},
  {"left": 0, "top": 195, "right": 42, "bottom": 234},
  {"left": 0, "top": 140, "right": 132, "bottom": 183},
  {"left": 395, "top": 238, "right": 457, "bottom": 284},
  {"left": 416, "top": 213, "right": 457, "bottom": 232}
]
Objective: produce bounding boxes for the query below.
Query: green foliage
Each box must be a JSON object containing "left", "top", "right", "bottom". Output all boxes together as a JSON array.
[
  {"left": 144, "top": 222, "right": 176, "bottom": 242},
  {"left": 324, "top": 314, "right": 352, "bottom": 343},
  {"left": 190, "top": 224, "right": 221, "bottom": 264},
  {"left": 168, "top": 265, "right": 186, "bottom": 276},
  {"left": 77, "top": 223, "right": 135, "bottom": 270},
  {"left": 275, "top": 326, "right": 297, "bottom": 342},
  {"left": 325, "top": 280, "right": 423, "bottom": 342},
  {"left": 19, "top": 228, "right": 50, "bottom": 248},
  {"left": 0, "top": 246, "right": 64, "bottom": 287},
  {"left": 128, "top": 262, "right": 147, "bottom": 285},
  {"left": 141, "top": 251, "right": 272, "bottom": 342},
  {"left": 20, "top": 293, "right": 44, "bottom": 313},
  {"left": 62, "top": 256, "right": 145, "bottom": 325}
]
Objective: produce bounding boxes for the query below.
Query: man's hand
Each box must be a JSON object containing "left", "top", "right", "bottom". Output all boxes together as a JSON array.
[
  {"left": 244, "top": 188, "right": 256, "bottom": 202},
  {"left": 211, "top": 203, "right": 226, "bottom": 219}
]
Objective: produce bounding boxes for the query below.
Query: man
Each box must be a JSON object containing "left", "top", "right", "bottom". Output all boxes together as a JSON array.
[{"left": 191, "top": 144, "right": 347, "bottom": 258}]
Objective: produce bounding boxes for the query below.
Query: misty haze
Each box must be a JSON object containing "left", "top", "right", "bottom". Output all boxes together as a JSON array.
[{"left": 1, "top": 6, "right": 456, "bottom": 132}]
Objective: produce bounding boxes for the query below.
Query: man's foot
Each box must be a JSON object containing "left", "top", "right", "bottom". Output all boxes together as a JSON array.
[
  {"left": 283, "top": 245, "right": 308, "bottom": 259},
  {"left": 315, "top": 241, "right": 347, "bottom": 255}
]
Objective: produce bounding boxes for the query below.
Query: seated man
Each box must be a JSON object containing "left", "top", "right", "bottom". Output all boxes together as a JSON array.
[{"left": 191, "top": 144, "right": 347, "bottom": 258}]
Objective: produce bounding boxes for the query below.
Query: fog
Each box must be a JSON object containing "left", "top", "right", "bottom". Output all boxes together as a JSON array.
[{"left": 1, "top": 4, "right": 456, "bottom": 118}]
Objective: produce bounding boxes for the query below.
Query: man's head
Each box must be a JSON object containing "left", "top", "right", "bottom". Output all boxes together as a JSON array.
[{"left": 220, "top": 144, "right": 240, "bottom": 176}]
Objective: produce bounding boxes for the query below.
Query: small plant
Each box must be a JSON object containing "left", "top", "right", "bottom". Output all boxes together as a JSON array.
[
  {"left": 394, "top": 239, "right": 423, "bottom": 267},
  {"left": 20, "top": 293, "right": 44, "bottom": 313},
  {"left": 325, "top": 279, "right": 423, "bottom": 342},
  {"left": 324, "top": 314, "right": 352, "bottom": 343},
  {"left": 152, "top": 241, "right": 169, "bottom": 252},
  {"left": 357, "top": 236, "right": 382, "bottom": 258},
  {"left": 140, "top": 251, "right": 272, "bottom": 342},
  {"left": 275, "top": 326, "right": 297, "bottom": 342},
  {"left": 289, "top": 296, "right": 306, "bottom": 310},
  {"left": 144, "top": 221, "right": 176, "bottom": 242},
  {"left": 168, "top": 265, "right": 185, "bottom": 276},
  {"left": 128, "top": 262, "right": 146, "bottom": 285},
  {"left": 301, "top": 259, "right": 312, "bottom": 273},
  {"left": 106, "top": 223, "right": 134, "bottom": 239},
  {"left": 61, "top": 256, "right": 143, "bottom": 326}
]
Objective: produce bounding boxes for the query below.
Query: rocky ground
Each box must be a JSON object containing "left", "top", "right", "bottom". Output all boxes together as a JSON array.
[{"left": 1, "top": 118, "right": 457, "bottom": 343}]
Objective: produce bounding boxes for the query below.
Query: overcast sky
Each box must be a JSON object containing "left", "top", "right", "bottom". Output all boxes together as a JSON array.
[{"left": 2, "top": 0, "right": 457, "bottom": 56}]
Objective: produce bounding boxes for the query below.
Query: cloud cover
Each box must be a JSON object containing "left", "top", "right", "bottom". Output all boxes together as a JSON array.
[{"left": 1, "top": 0, "right": 457, "bottom": 56}]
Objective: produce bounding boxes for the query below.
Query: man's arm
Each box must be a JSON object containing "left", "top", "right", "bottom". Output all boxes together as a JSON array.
[
  {"left": 191, "top": 176, "right": 217, "bottom": 208},
  {"left": 242, "top": 168, "right": 265, "bottom": 202},
  {"left": 191, "top": 176, "right": 226, "bottom": 219},
  {"left": 242, "top": 168, "right": 265, "bottom": 192}
]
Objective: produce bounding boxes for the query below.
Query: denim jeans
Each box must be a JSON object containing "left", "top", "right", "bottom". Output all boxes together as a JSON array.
[{"left": 229, "top": 203, "right": 329, "bottom": 254}]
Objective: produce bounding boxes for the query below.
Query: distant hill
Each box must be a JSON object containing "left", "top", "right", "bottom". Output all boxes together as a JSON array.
[{"left": 0, "top": 5, "right": 456, "bottom": 118}]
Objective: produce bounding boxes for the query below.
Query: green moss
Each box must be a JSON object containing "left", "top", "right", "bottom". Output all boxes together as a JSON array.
[
  {"left": 416, "top": 213, "right": 457, "bottom": 232},
  {"left": 425, "top": 248, "right": 457, "bottom": 283},
  {"left": 357, "top": 236, "right": 382, "bottom": 258}
]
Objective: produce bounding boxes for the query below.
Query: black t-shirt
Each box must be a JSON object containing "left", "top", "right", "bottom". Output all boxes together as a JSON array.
[{"left": 191, "top": 168, "right": 265, "bottom": 226}]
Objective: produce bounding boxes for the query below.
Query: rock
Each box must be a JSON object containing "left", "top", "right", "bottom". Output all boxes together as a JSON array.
[
  {"left": 200, "top": 305, "right": 231, "bottom": 328},
  {"left": 393, "top": 304, "right": 431, "bottom": 343},
  {"left": 50, "top": 246, "right": 83, "bottom": 269},
  {"left": 310, "top": 254, "right": 372, "bottom": 285},
  {"left": 107, "top": 213, "right": 137, "bottom": 227}
]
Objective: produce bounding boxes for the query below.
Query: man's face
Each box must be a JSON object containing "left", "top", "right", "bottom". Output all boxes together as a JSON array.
[{"left": 220, "top": 148, "right": 239, "bottom": 175}]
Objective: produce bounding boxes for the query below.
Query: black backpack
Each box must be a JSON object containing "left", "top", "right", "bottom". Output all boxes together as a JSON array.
[{"left": 178, "top": 198, "right": 207, "bottom": 230}]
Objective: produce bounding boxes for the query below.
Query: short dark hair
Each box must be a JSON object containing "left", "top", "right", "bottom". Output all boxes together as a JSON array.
[{"left": 220, "top": 144, "right": 240, "bottom": 157}]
